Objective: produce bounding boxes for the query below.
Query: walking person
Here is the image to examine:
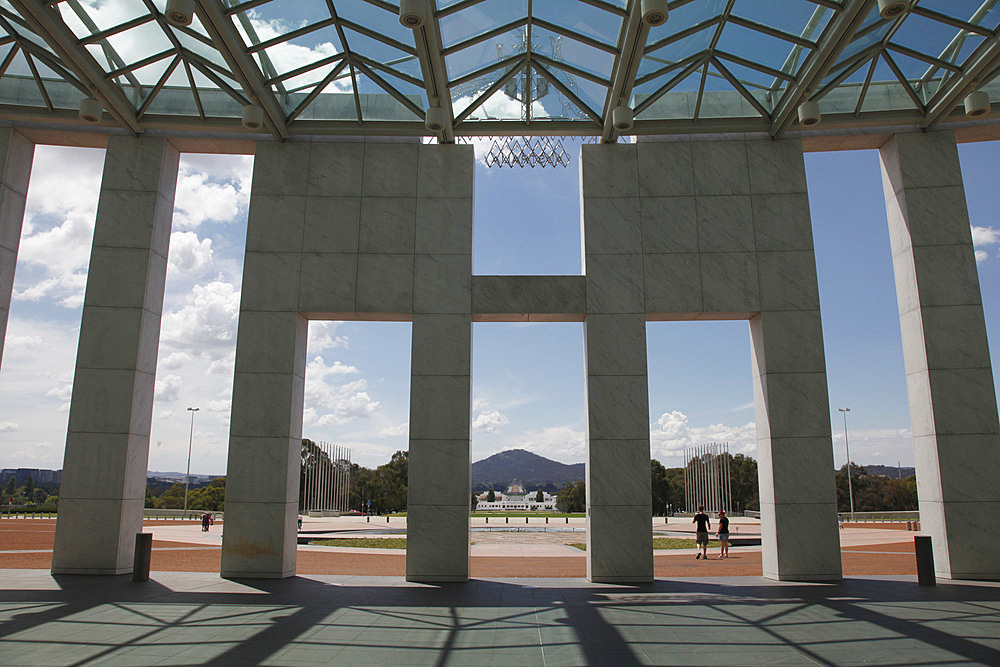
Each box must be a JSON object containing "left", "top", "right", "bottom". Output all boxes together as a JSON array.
[
  {"left": 717, "top": 510, "right": 730, "bottom": 559},
  {"left": 201, "top": 512, "right": 213, "bottom": 532},
  {"left": 693, "top": 505, "right": 711, "bottom": 560}
]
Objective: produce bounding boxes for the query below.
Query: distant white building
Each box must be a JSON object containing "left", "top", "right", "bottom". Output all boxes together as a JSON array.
[{"left": 475, "top": 480, "right": 557, "bottom": 512}]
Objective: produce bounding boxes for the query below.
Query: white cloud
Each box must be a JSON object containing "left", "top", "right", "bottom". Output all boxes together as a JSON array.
[
  {"left": 236, "top": 13, "right": 351, "bottom": 93},
  {"left": 6, "top": 335, "right": 44, "bottom": 350},
  {"left": 0, "top": 422, "right": 18, "bottom": 432},
  {"left": 172, "top": 164, "right": 249, "bottom": 230},
  {"left": 167, "top": 231, "right": 214, "bottom": 276},
  {"left": 160, "top": 277, "right": 240, "bottom": 359},
  {"left": 507, "top": 426, "right": 586, "bottom": 463},
  {"left": 308, "top": 321, "right": 349, "bottom": 353},
  {"left": 972, "top": 225, "right": 1000, "bottom": 246},
  {"left": 155, "top": 374, "right": 183, "bottom": 403},
  {"left": 649, "top": 410, "right": 757, "bottom": 463},
  {"left": 303, "top": 356, "right": 379, "bottom": 426},
  {"left": 160, "top": 352, "right": 192, "bottom": 370},
  {"left": 472, "top": 410, "right": 509, "bottom": 434},
  {"left": 976, "top": 249, "right": 988, "bottom": 263},
  {"left": 378, "top": 422, "right": 409, "bottom": 437}
]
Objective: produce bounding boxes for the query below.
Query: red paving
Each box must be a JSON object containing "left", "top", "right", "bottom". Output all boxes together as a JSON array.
[{"left": 0, "top": 519, "right": 917, "bottom": 578}]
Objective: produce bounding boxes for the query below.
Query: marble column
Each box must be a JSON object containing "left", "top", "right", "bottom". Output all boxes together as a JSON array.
[
  {"left": 221, "top": 141, "right": 309, "bottom": 578},
  {"left": 747, "top": 138, "right": 841, "bottom": 581},
  {"left": 406, "top": 144, "right": 473, "bottom": 582},
  {"left": 581, "top": 144, "right": 653, "bottom": 583},
  {"left": 52, "top": 136, "right": 178, "bottom": 574},
  {"left": 0, "top": 129, "right": 34, "bottom": 371},
  {"left": 880, "top": 130, "right": 1000, "bottom": 580}
]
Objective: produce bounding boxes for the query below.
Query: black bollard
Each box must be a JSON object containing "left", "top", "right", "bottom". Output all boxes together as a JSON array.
[
  {"left": 485, "top": 516, "right": 488, "bottom": 524},
  {"left": 505, "top": 517, "right": 508, "bottom": 524},
  {"left": 386, "top": 516, "right": 389, "bottom": 523},
  {"left": 132, "top": 533, "right": 152, "bottom": 582},
  {"left": 565, "top": 517, "right": 568, "bottom": 524},
  {"left": 914, "top": 535, "right": 935, "bottom": 586},
  {"left": 525, "top": 517, "right": 528, "bottom": 524},
  {"left": 366, "top": 516, "right": 369, "bottom": 523},
  {"left": 545, "top": 517, "right": 548, "bottom": 524}
]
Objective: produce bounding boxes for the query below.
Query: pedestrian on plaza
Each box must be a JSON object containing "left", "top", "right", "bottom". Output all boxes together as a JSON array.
[
  {"left": 693, "top": 505, "right": 710, "bottom": 560},
  {"left": 717, "top": 510, "right": 730, "bottom": 559},
  {"left": 201, "top": 512, "right": 213, "bottom": 532},
  {"left": 298, "top": 514, "right": 303, "bottom": 530},
  {"left": 839, "top": 513, "right": 844, "bottom": 530}
]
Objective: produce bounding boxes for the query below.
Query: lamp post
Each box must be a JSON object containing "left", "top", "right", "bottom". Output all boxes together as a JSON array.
[
  {"left": 838, "top": 407, "right": 855, "bottom": 518},
  {"left": 184, "top": 407, "right": 199, "bottom": 514}
]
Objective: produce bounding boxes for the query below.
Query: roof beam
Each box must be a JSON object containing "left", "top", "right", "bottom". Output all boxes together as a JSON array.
[
  {"left": 924, "top": 32, "right": 1000, "bottom": 129},
  {"left": 408, "top": 3, "right": 454, "bottom": 142},
  {"left": 600, "top": 0, "right": 651, "bottom": 142},
  {"left": 9, "top": 0, "right": 142, "bottom": 134},
  {"left": 769, "top": 0, "right": 875, "bottom": 138},
  {"left": 194, "top": 0, "right": 289, "bottom": 139}
]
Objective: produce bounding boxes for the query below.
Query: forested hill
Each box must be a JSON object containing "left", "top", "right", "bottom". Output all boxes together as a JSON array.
[
  {"left": 472, "top": 449, "right": 584, "bottom": 492},
  {"left": 861, "top": 464, "right": 916, "bottom": 478}
]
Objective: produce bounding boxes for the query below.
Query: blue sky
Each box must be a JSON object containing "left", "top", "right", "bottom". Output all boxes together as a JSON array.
[{"left": 0, "top": 137, "right": 997, "bottom": 475}]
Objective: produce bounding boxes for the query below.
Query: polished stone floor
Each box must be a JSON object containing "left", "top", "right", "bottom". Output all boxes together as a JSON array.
[{"left": 0, "top": 570, "right": 997, "bottom": 665}]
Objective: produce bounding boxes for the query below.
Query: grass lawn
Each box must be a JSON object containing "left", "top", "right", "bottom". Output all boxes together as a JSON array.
[
  {"left": 386, "top": 512, "right": 587, "bottom": 518},
  {"left": 570, "top": 537, "right": 714, "bottom": 551},
  {"left": 311, "top": 538, "right": 407, "bottom": 549}
]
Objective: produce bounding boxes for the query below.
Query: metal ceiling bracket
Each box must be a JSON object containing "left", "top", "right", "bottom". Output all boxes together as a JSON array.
[
  {"left": 923, "top": 33, "right": 1000, "bottom": 129},
  {"left": 409, "top": 2, "right": 455, "bottom": 143},
  {"left": 601, "top": 0, "right": 651, "bottom": 142}
]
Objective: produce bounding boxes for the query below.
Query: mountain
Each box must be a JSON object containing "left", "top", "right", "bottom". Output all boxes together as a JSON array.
[{"left": 471, "top": 449, "right": 584, "bottom": 493}]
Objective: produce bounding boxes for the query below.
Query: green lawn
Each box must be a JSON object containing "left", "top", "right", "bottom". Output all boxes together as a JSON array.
[
  {"left": 570, "top": 537, "right": 712, "bottom": 551},
  {"left": 311, "top": 538, "right": 407, "bottom": 549},
  {"left": 385, "top": 512, "right": 586, "bottom": 519}
]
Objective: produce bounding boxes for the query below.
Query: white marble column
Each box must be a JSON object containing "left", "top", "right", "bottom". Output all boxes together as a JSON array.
[
  {"left": 221, "top": 141, "right": 309, "bottom": 578},
  {"left": 880, "top": 131, "right": 1000, "bottom": 580},
  {"left": 0, "top": 129, "right": 34, "bottom": 371},
  {"left": 406, "top": 144, "right": 473, "bottom": 582},
  {"left": 52, "top": 136, "right": 178, "bottom": 574},
  {"left": 582, "top": 144, "right": 653, "bottom": 583}
]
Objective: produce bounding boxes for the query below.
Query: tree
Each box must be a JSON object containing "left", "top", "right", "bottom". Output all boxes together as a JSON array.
[
  {"left": 535, "top": 489, "right": 543, "bottom": 503},
  {"left": 487, "top": 489, "right": 496, "bottom": 503},
  {"left": 3, "top": 476, "right": 15, "bottom": 498},
  {"left": 23, "top": 475, "right": 34, "bottom": 501},
  {"left": 555, "top": 480, "right": 585, "bottom": 513}
]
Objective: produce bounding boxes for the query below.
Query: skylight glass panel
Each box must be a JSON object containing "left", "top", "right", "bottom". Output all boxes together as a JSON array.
[
  {"left": 634, "top": 67, "right": 701, "bottom": 120},
  {"left": 716, "top": 22, "right": 801, "bottom": 74},
  {"left": 918, "top": 0, "right": 1000, "bottom": 30},
  {"left": 532, "top": 0, "right": 621, "bottom": 47},
  {"left": 355, "top": 70, "right": 420, "bottom": 121},
  {"left": 56, "top": 0, "right": 148, "bottom": 35},
  {"left": 540, "top": 62, "right": 606, "bottom": 117},
  {"left": 657, "top": 0, "right": 726, "bottom": 35},
  {"left": 341, "top": 26, "right": 413, "bottom": 65},
  {"left": 335, "top": 2, "right": 413, "bottom": 47},
  {"left": 451, "top": 63, "right": 520, "bottom": 118},
  {"left": 530, "top": 26, "right": 614, "bottom": 80},
  {"left": 731, "top": 0, "right": 832, "bottom": 39},
  {"left": 889, "top": 12, "right": 965, "bottom": 62},
  {"left": 438, "top": 0, "right": 527, "bottom": 50},
  {"left": 639, "top": 28, "right": 713, "bottom": 80},
  {"left": 445, "top": 26, "right": 523, "bottom": 82}
]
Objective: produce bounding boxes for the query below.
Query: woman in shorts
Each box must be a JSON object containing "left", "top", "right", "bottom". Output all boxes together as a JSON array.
[{"left": 717, "top": 510, "right": 730, "bottom": 559}]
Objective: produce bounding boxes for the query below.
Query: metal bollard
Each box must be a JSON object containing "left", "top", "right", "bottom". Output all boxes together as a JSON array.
[
  {"left": 565, "top": 517, "right": 568, "bottom": 524},
  {"left": 485, "top": 516, "right": 488, "bottom": 524},
  {"left": 386, "top": 516, "right": 389, "bottom": 523},
  {"left": 132, "top": 533, "right": 152, "bottom": 582},
  {"left": 914, "top": 535, "right": 935, "bottom": 586},
  {"left": 545, "top": 517, "right": 548, "bottom": 524},
  {"left": 505, "top": 517, "right": 508, "bottom": 524},
  {"left": 525, "top": 517, "right": 528, "bottom": 524}
]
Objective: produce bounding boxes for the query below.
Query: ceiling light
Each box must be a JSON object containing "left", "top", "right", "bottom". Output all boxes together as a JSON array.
[
  {"left": 164, "top": 0, "right": 195, "bottom": 27},
  {"left": 425, "top": 106, "right": 446, "bottom": 132},
  {"left": 797, "top": 100, "right": 821, "bottom": 126},
  {"left": 965, "top": 91, "right": 990, "bottom": 117},
  {"left": 877, "top": 0, "right": 908, "bottom": 20},
  {"left": 399, "top": 0, "right": 425, "bottom": 28},
  {"left": 641, "top": 0, "right": 668, "bottom": 27},
  {"left": 612, "top": 105, "right": 634, "bottom": 132},
  {"left": 242, "top": 104, "right": 264, "bottom": 130},
  {"left": 78, "top": 98, "right": 102, "bottom": 123}
]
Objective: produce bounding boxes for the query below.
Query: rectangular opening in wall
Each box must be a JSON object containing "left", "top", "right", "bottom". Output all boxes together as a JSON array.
[
  {"left": 646, "top": 320, "right": 755, "bottom": 516},
  {"left": 0, "top": 144, "right": 103, "bottom": 486},
  {"left": 147, "top": 153, "right": 252, "bottom": 510},
  {"left": 302, "top": 320, "right": 411, "bottom": 516},
  {"left": 470, "top": 138, "right": 586, "bottom": 276},
  {"left": 471, "top": 322, "right": 586, "bottom": 538}
]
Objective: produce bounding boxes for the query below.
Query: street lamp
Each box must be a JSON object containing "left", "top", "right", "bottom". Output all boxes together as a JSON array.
[
  {"left": 184, "top": 407, "right": 199, "bottom": 514},
  {"left": 838, "top": 408, "right": 855, "bottom": 518}
]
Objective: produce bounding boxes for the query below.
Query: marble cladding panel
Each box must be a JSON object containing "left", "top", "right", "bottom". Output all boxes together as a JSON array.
[
  {"left": 748, "top": 309, "right": 826, "bottom": 376},
  {"left": 221, "top": 501, "right": 298, "bottom": 577},
  {"left": 583, "top": 197, "right": 641, "bottom": 255},
  {"left": 83, "top": 247, "right": 157, "bottom": 309},
  {"left": 52, "top": 497, "right": 136, "bottom": 574},
  {"left": 471, "top": 275, "right": 586, "bottom": 319},
  {"left": 415, "top": 197, "right": 473, "bottom": 254},
  {"left": 92, "top": 190, "right": 165, "bottom": 251},
  {"left": 245, "top": 195, "right": 306, "bottom": 253},
  {"left": 298, "top": 252, "right": 358, "bottom": 314},
  {"left": 637, "top": 140, "right": 694, "bottom": 197},
  {"left": 903, "top": 370, "right": 935, "bottom": 438},
  {"left": 639, "top": 196, "right": 698, "bottom": 254},
  {"left": 359, "top": 196, "right": 416, "bottom": 254},
  {"left": 756, "top": 436, "right": 837, "bottom": 506},
  {"left": 643, "top": 253, "right": 702, "bottom": 314},
  {"left": 691, "top": 140, "right": 749, "bottom": 196},
  {"left": 585, "top": 253, "right": 644, "bottom": 314},
  {"left": 417, "top": 144, "right": 474, "bottom": 198},
  {"left": 0, "top": 129, "right": 34, "bottom": 195},
  {"left": 879, "top": 131, "right": 963, "bottom": 195},
  {"left": 745, "top": 138, "right": 807, "bottom": 195},
  {"left": 889, "top": 246, "right": 921, "bottom": 315},
  {"left": 696, "top": 195, "right": 754, "bottom": 253},
  {"left": 586, "top": 505, "right": 653, "bottom": 582},
  {"left": 751, "top": 194, "right": 814, "bottom": 252},
  {"left": 918, "top": 305, "right": 992, "bottom": 371},
  {"left": 934, "top": 499, "right": 1000, "bottom": 578},
  {"left": 240, "top": 252, "right": 302, "bottom": 312},
  {"left": 752, "top": 371, "right": 831, "bottom": 440},
  {"left": 913, "top": 433, "right": 1000, "bottom": 503},
  {"left": 584, "top": 313, "right": 647, "bottom": 377},
  {"left": 224, "top": 436, "right": 300, "bottom": 504},
  {"left": 889, "top": 186, "right": 973, "bottom": 248},
  {"left": 413, "top": 254, "right": 472, "bottom": 314},
  {"left": 59, "top": 432, "right": 147, "bottom": 500},
  {"left": 252, "top": 141, "right": 311, "bottom": 197},
  {"left": 76, "top": 306, "right": 143, "bottom": 371},
  {"left": 408, "top": 374, "right": 471, "bottom": 440},
  {"left": 303, "top": 196, "right": 360, "bottom": 253},
  {"left": 0, "top": 185, "right": 28, "bottom": 252},
  {"left": 362, "top": 143, "right": 418, "bottom": 197},
  {"left": 926, "top": 367, "right": 1000, "bottom": 435},
  {"left": 233, "top": 311, "right": 307, "bottom": 377},
  {"left": 229, "top": 371, "right": 305, "bottom": 439},
  {"left": 700, "top": 251, "right": 759, "bottom": 313},
  {"left": 411, "top": 314, "right": 471, "bottom": 376},
  {"left": 307, "top": 142, "right": 364, "bottom": 196},
  {"left": 355, "top": 254, "right": 414, "bottom": 313},
  {"left": 66, "top": 368, "right": 142, "bottom": 434},
  {"left": 408, "top": 439, "right": 471, "bottom": 506},
  {"left": 759, "top": 500, "right": 842, "bottom": 580},
  {"left": 586, "top": 375, "right": 650, "bottom": 441},
  {"left": 101, "top": 136, "right": 178, "bottom": 194},
  {"left": 756, "top": 250, "right": 820, "bottom": 311},
  {"left": 587, "top": 439, "right": 651, "bottom": 506},
  {"left": 406, "top": 504, "right": 470, "bottom": 582},
  {"left": 910, "top": 244, "right": 983, "bottom": 308},
  {"left": 581, "top": 144, "right": 638, "bottom": 197}
]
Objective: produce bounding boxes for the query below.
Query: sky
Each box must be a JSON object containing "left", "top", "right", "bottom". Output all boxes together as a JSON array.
[{"left": 0, "top": 136, "right": 997, "bottom": 477}]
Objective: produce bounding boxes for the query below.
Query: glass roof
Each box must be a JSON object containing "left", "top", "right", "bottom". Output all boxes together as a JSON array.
[{"left": 0, "top": 0, "right": 995, "bottom": 139}]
